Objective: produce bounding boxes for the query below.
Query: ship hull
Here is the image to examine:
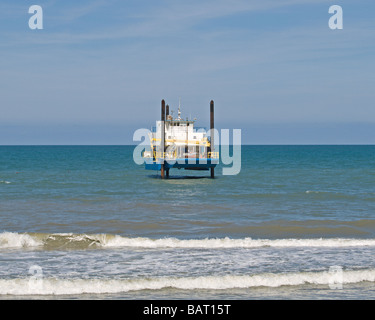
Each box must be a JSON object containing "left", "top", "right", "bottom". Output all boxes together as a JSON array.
[{"left": 144, "top": 158, "right": 218, "bottom": 171}]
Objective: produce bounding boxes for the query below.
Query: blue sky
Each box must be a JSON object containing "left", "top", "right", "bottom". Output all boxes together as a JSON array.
[{"left": 0, "top": 0, "right": 374, "bottom": 144}]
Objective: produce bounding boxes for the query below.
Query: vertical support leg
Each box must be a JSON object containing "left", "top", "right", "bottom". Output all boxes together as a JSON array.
[
  {"left": 161, "top": 99, "right": 166, "bottom": 179},
  {"left": 210, "top": 100, "right": 215, "bottom": 179}
]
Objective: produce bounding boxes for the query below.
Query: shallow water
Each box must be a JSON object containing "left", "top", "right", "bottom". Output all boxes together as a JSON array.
[{"left": 1, "top": 145, "right": 375, "bottom": 299}]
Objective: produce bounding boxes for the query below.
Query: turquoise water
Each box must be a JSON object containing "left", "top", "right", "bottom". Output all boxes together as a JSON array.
[{"left": 1, "top": 145, "right": 375, "bottom": 299}]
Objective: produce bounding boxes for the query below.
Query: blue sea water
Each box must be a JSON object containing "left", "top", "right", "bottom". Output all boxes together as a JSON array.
[{"left": 1, "top": 145, "right": 375, "bottom": 299}]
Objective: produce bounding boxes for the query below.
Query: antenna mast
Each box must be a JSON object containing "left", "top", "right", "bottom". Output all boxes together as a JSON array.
[{"left": 177, "top": 97, "right": 182, "bottom": 120}]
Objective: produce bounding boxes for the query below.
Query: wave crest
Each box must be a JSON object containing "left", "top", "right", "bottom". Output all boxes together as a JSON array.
[
  {"left": 1, "top": 269, "right": 375, "bottom": 295},
  {"left": 2, "top": 232, "right": 375, "bottom": 250}
]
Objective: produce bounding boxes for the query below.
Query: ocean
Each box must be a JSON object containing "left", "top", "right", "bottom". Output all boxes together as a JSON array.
[{"left": 1, "top": 145, "right": 375, "bottom": 299}]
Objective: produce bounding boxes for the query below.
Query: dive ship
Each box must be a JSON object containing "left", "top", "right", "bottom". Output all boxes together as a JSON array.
[{"left": 143, "top": 99, "right": 219, "bottom": 178}]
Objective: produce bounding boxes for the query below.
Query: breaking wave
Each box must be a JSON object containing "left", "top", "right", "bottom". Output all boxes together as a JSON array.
[
  {"left": 1, "top": 269, "right": 375, "bottom": 295},
  {"left": 2, "top": 232, "right": 375, "bottom": 250}
]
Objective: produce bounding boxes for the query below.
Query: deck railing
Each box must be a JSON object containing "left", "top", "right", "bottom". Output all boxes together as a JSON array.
[
  {"left": 143, "top": 150, "right": 219, "bottom": 161},
  {"left": 208, "top": 152, "right": 219, "bottom": 159}
]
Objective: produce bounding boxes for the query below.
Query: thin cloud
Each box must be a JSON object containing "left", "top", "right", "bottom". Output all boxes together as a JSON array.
[
  {"left": 50, "top": 0, "right": 114, "bottom": 23},
  {"left": 0, "top": 0, "right": 334, "bottom": 46}
]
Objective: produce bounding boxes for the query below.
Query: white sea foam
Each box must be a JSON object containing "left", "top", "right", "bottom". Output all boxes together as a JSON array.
[
  {"left": 1, "top": 269, "right": 375, "bottom": 295},
  {"left": 0, "top": 232, "right": 43, "bottom": 249},
  {"left": 2, "top": 232, "right": 375, "bottom": 249},
  {"left": 0, "top": 180, "right": 11, "bottom": 184},
  {"left": 101, "top": 235, "right": 375, "bottom": 249}
]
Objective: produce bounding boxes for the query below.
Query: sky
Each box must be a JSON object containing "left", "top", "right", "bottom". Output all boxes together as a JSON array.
[{"left": 0, "top": 0, "right": 374, "bottom": 144}]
